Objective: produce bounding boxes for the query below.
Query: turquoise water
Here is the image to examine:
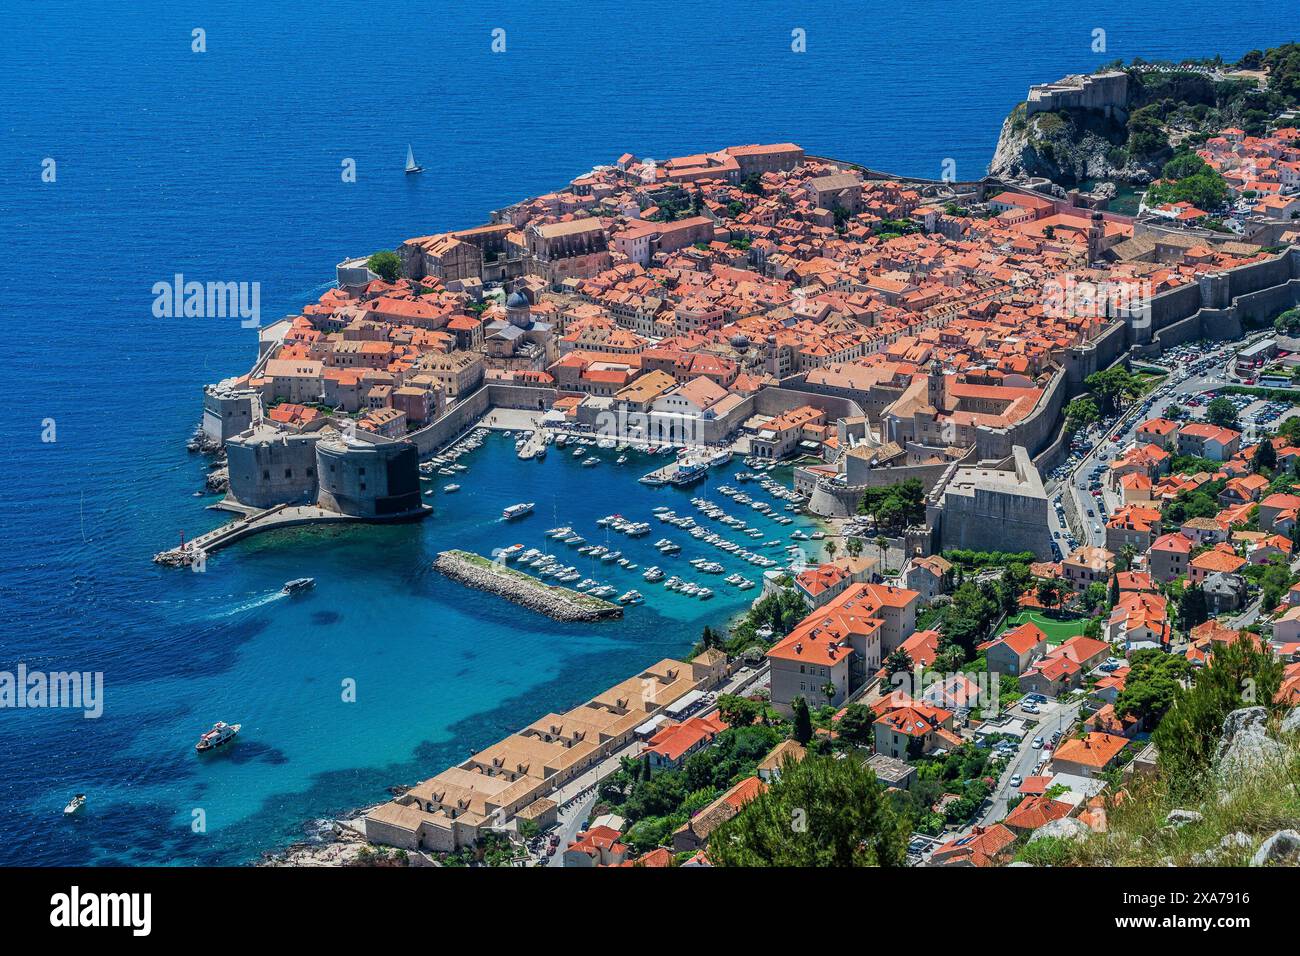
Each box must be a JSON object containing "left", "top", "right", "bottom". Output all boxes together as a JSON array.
[
  {"left": 5, "top": 432, "right": 818, "bottom": 865},
  {"left": 1, "top": 0, "right": 1290, "bottom": 865}
]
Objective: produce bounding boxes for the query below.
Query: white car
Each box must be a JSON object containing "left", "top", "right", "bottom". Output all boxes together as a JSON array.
[{"left": 1009, "top": 774, "right": 1023, "bottom": 788}]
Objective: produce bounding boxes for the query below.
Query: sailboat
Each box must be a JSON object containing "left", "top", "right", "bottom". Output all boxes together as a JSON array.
[{"left": 405, "top": 144, "right": 423, "bottom": 175}]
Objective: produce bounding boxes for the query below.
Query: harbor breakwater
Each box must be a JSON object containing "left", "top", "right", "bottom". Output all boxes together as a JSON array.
[{"left": 434, "top": 550, "right": 623, "bottom": 622}]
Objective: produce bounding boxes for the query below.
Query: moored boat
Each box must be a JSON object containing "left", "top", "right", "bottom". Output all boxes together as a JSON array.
[{"left": 195, "top": 721, "right": 241, "bottom": 753}]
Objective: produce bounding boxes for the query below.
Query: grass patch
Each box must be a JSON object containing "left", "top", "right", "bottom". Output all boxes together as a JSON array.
[{"left": 1006, "top": 609, "right": 1090, "bottom": 645}]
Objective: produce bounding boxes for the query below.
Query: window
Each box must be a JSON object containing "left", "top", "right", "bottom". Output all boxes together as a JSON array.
[
  {"left": 262, "top": 470, "right": 270, "bottom": 480},
  {"left": 284, "top": 469, "right": 293, "bottom": 479}
]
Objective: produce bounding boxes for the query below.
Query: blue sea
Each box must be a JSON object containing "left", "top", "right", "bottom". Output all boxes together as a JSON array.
[{"left": 0, "top": 1, "right": 1290, "bottom": 865}]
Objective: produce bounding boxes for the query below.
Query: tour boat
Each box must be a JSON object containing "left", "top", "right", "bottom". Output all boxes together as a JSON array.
[
  {"left": 282, "top": 577, "right": 315, "bottom": 595},
  {"left": 404, "top": 144, "right": 423, "bottom": 174},
  {"left": 502, "top": 502, "right": 535, "bottom": 520},
  {"left": 195, "top": 721, "right": 241, "bottom": 753},
  {"left": 63, "top": 794, "right": 86, "bottom": 816}
]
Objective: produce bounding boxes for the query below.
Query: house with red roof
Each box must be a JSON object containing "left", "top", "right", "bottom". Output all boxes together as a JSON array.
[
  {"left": 1003, "top": 795, "right": 1073, "bottom": 834},
  {"left": 1176, "top": 422, "right": 1241, "bottom": 461},
  {"left": 986, "top": 622, "right": 1048, "bottom": 676},
  {"left": 644, "top": 714, "right": 728, "bottom": 772},
  {"left": 930, "top": 824, "right": 1017, "bottom": 867},
  {"left": 564, "top": 825, "right": 630, "bottom": 867},
  {"left": 872, "top": 702, "right": 961, "bottom": 760},
  {"left": 1149, "top": 532, "right": 1193, "bottom": 582},
  {"left": 1050, "top": 733, "right": 1128, "bottom": 778},
  {"left": 1189, "top": 544, "right": 1247, "bottom": 584},
  {"left": 1258, "top": 493, "right": 1300, "bottom": 533}
]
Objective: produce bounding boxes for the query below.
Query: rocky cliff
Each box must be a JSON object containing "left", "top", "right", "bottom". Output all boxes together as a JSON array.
[{"left": 989, "top": 102, "right": 1154, "bottom": 186}]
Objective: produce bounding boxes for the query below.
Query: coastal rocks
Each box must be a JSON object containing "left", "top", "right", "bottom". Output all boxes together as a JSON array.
[
  {"left": 187, "top": 424, "right": 223, "bottom": 455},
  {"left": 1249, "top": 829, "right": 1300, "bottom": 867},
  {"left": 205, "top": 466, "right": 229, "bottom": 494},
  {"left": 988, "top": 104, "right": 1154, "bottom": 186},
  {"left": 434, "top": 550, "right": 622, "bottom": 622},
  {"left": 1214, "top": 706, "right": 1287, "bottom": 782},
  {"left": 1029, "top": 817, "right": 1091, "bottom": 844}
]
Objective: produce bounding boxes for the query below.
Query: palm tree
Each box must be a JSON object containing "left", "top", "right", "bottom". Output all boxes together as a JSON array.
[
  {"left": 846, "top": 536, "right": 863, "bottom": 559},
  {"left": 824, "top": 539, "right": 838, "bottom": 563},
  {"left": 876, "top": 536, "right": 889, "bottom": 573}
]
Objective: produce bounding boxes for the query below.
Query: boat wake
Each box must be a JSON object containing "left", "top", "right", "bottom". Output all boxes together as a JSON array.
[{"left": 209, "top": 589, "right": 288, "bottom": 618}]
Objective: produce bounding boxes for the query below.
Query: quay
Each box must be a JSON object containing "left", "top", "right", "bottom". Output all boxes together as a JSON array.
[
  {"left": 433, "top": 549, "right": 623, "bottom": 621},
  {"left": 153, "top": 504, "right": 362, "bottom": 567}
]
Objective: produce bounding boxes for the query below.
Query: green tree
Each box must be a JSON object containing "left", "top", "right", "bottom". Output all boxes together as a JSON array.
[
  {"left": 1085, "top": 367, "right": 1142, "bottom": 415},
  {"left": 835, "top": 704, "right": 875, "bottom": 746},
  {"left": 1205, "top": 397, "right": 1239, "bottom": 429},
  {"left": 824, "top": 539, "right": 838, "bottom": 563},
  {"left": 1064, "top": 397, "right": 1100, "bottom": 436},
  {"left": 884, "top": 648, "right": 913, "bottom": 680},
  {"left": 1153, "top": 636, "right": 1284, "bottom": 796},
  {"left": 846, "top": 537, "right": 863, "bottom": 559},
  {"left": 1253, "top": 439, "right": 1277, "bottom": 474},
  {"left": 791, "top": 697, "right": 814, "bottom": 745},
  {"left": 1037, "top": 578, "right": 1063, "bottom": 610},
  {"left": 716, "top": 694, "right": 760, "bottom": 728},
  {"left": 710, "top": 755, "right": 911, "bottom": 867},
  {"left": 366, "top": 250, "right": 402, "bottom": 282},
  {"left": 1178, "top": 583, "right": 1208, "bottom": 632},
  {"left": 1115, "top": 649, "right": 1192, "bottom": 724}
]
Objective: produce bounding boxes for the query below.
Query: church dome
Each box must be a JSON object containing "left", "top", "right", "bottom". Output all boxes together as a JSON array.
[{"left": 505, "top": 291, "right": 530, "bottom": 310}]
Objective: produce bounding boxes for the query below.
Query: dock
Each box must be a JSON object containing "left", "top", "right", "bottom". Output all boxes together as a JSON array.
[
  {"left": 153, "top": 504, "right": 361, "bottom": 567},
  {"left": 516, "top": 427, "right": 549, "bottom": 461}
]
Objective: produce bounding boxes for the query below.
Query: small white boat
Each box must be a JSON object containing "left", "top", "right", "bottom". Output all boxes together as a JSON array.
[
  {"left": 404, "top": 144, "right": 423, "bottom": 175},
  {"left": 443, "top": 483, "right": 460, "bottom": 493},
  {"left": 63, "top": 794, "right": 86, "bottom": 816}
]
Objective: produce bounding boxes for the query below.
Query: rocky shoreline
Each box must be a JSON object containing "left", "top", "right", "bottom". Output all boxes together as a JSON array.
[{"left": 434, "top": 550, "right": 623, "bottom": 621}]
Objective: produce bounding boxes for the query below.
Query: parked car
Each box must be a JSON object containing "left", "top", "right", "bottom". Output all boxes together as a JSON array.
[
  {"left": 1010, "top": 774, "right": 1023, "bottom": 788},
  {"left": 1032, "top": 737, "right": 1045, "bottom": 749}
]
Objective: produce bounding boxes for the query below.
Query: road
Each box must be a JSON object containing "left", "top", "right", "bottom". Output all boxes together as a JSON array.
[
  {"left": 1046, "top": 332, "right": 1271, "bottom": 552},
  {"left": 974, "top": 697, "right": 1082, "bottom": 829}
]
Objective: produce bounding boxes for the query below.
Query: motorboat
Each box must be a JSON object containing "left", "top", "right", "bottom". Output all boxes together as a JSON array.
[
  {"left": 282, "top": 578, "right": 315, "bottom": 595},
  {"left": 195, "top": 721, "right": 241, "bottom": 753}
]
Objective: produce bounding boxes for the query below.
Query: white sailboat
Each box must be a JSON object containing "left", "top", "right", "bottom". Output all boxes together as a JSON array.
[{"left": 405, "top": 144, "right": 423, "bottom": 175}]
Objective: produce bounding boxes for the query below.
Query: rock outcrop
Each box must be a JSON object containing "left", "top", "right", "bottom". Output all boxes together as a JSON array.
[{"left": 1214, "top": 706, "right": 1288, "bottom": 781}]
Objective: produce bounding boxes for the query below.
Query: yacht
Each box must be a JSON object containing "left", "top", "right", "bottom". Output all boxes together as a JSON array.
[
  {"left": 618, "top": 590, "right": 644, "bottom": 605},
  {"left": 582, "top": 456, "right": 600, "bottom": 467},
  {"left": 547, "top": 526, "right": 573, "bottom": 538},
  {"left": 643, "top": 566, "right": 665, "bottom": 582},
  {"left": 195, "top": 721, "right": 241, "bottom": 753},
  {"left": 63, "top": 794, "right": 86, "bottom": 816},
  {"left": 573, "top": 447, "right": 585, "bottom": 458},
  {"left": 443, "top": 483, "right": 460, "bottom": 493},
  {"left": 697, "top": 587, "right": 714, "bottom": 600},
  {"left": 282, "top": 578, "right": 315, "bottom": 595},
  {"left": 502, "top": 502, "right": 535, "bottom": 521}
]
